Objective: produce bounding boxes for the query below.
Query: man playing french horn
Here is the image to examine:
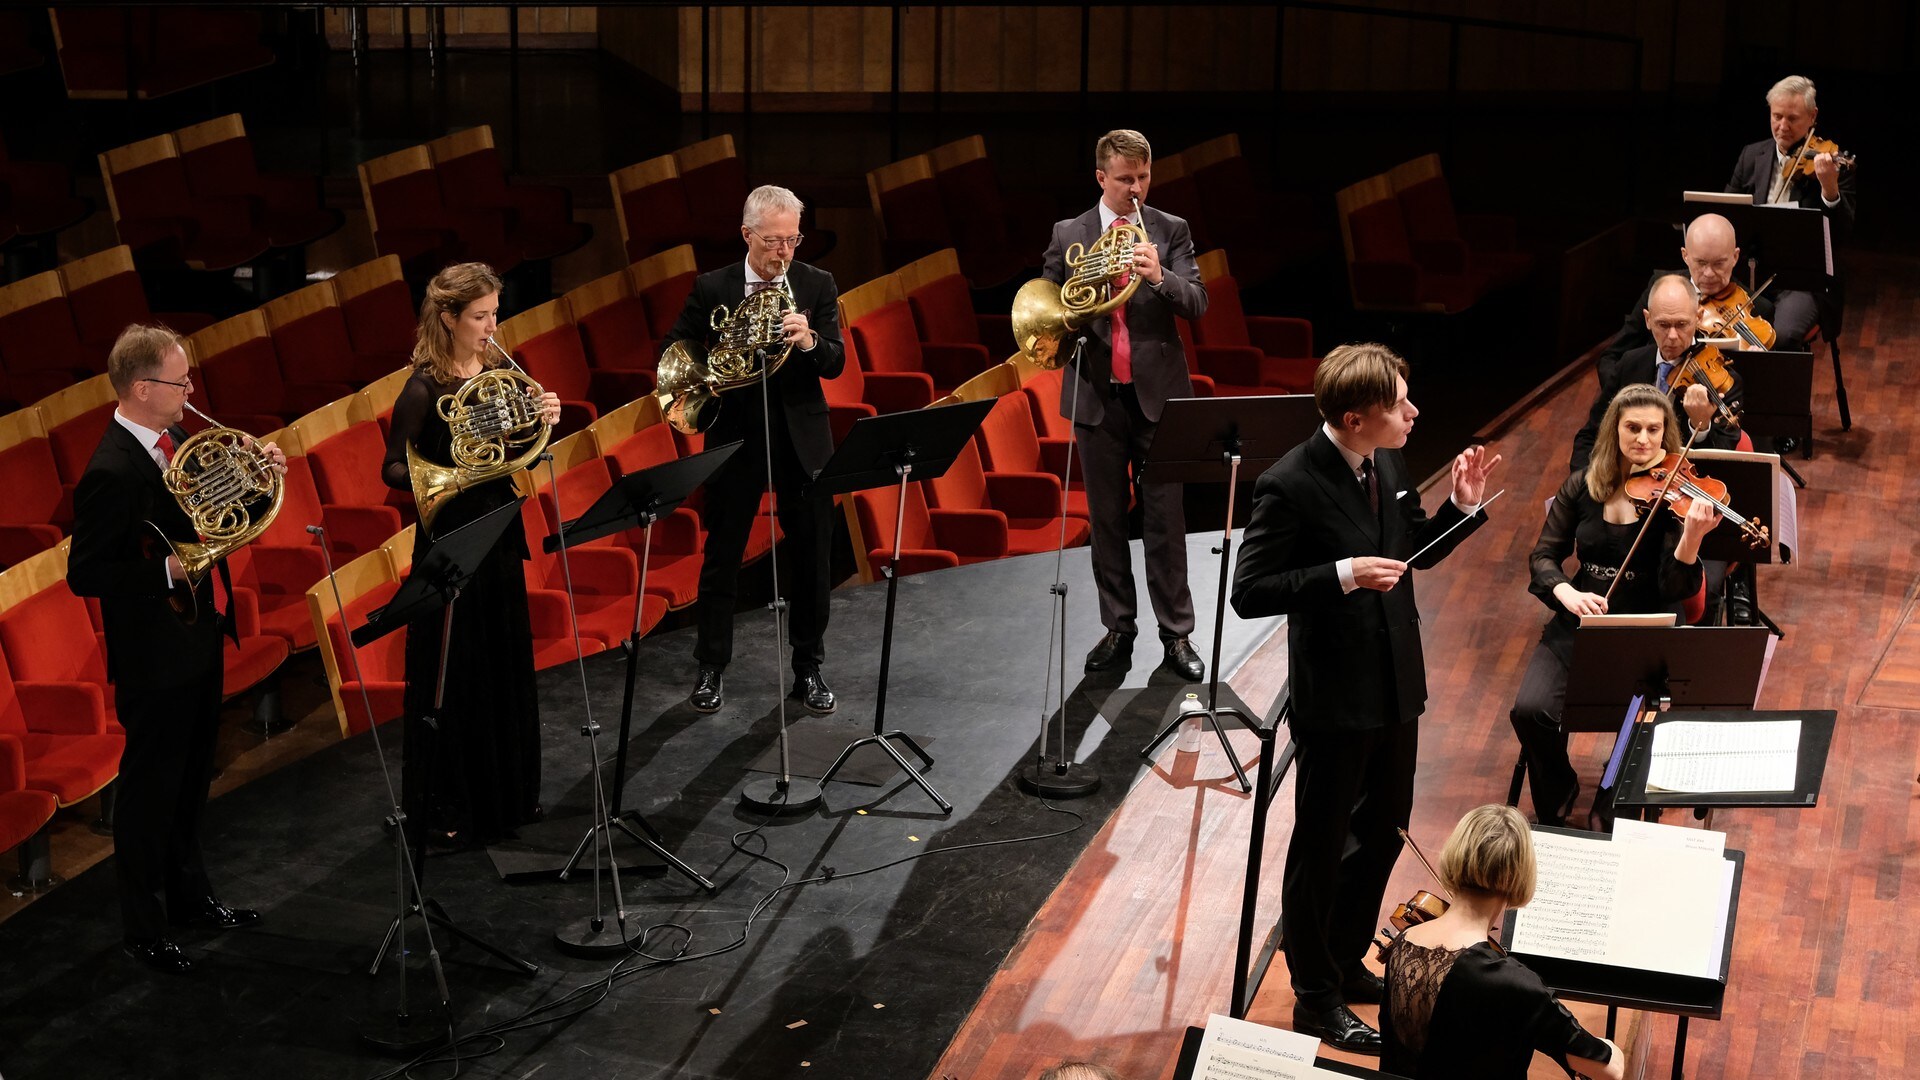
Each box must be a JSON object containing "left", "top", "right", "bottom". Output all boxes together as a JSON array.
[
  {"left": 1041, "top": 129, "right": 1208, "bottom": 683},
  {"left": 69, "top": 324, "right": 288, "bottom": 974},
  {"left": 663, "top": 185, "right": 845, "bottom": 716}
]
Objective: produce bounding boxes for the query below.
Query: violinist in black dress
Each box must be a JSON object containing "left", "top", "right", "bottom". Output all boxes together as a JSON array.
[
  {"left": 381, "top": 262, "right": 561, "bottom": 846},
  {"left": 1510, "top": 383, "right": 1719, "bottom": 827},
  {"left": 1381, "top": 804, "right": 1623, "bottom": 1080}
]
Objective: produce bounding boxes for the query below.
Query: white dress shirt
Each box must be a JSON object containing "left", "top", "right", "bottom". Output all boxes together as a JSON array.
[{"left": 114, "top": 410, "right": 177, "bottom": 586}]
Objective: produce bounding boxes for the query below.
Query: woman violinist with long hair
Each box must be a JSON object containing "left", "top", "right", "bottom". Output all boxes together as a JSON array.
[{"left": 1508, "top": 384, "right": 1719, "bottom": 827}]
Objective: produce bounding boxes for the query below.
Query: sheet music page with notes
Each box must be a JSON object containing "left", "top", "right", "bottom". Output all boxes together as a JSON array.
[
  {"left": 1192, "top": 1014, "right": 1319, "bottom": 1080},
  {"left": 1509, "top": 830, "right": 1730, "bottom": 979}
]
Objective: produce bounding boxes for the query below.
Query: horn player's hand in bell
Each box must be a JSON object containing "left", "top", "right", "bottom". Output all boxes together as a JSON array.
[
  {"left": 1131, "top": 241, "right": 1163, "bottom": 286},
  {"left": 538, "top": 392, "right": 562, "bottom": 427},
  {"left": 781, "top": 310, "right": 817, "bottom": 352}
]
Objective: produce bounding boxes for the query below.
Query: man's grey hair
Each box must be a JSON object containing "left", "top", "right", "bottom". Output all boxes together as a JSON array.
[
  {"left": 1767, "top": 74, "right": 1817, "bottom": 110},
  {"left": 742, "top": 185, "right": 805, "bottom": 229}
]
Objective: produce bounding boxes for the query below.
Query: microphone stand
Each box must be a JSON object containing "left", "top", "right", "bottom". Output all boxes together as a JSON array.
[
  {"left": 1019, "top": 334, "right": 1100, "bottom": 798},
  {"left": 739, "top": 342, "right": 822, "bottom": 815}
]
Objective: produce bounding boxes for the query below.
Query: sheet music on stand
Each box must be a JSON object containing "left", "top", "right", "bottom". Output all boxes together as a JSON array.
[
  {"left": 1509, "top": 829, "right": 1736, "bottom": 982},
  {"left": 1646, "top": 719, "right": 1801, "bottom": 793},
  {"left": 1192, "top": 1014, "right": 1320, "bottom": 1079}
]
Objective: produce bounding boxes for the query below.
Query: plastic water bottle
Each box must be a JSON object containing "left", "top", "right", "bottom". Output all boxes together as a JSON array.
[{"left": 1177, "top": 693, "right": 1206, "bottom": 752}]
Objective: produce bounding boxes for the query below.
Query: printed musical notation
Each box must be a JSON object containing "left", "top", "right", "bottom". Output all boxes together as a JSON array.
[{"left": 1510, "top": 830, "right": 1733, "bottom": 980}]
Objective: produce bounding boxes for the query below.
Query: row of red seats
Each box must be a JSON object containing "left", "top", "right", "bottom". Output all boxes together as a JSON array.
[
  {"left": 1336, "top": 153, "right": 1531, "bottom": 315},
  {"left": 360, "top": 125, "right": 591, "bottom": 287},
  {"left": 100, "top": 114, "right": 340, "bottom": 276},
  {"left": 610, "top": 136, "right": 752, "bottom": 269},
  {"left": 50, "top": 8, "right": 275, "bottom": 101},
  {"left": 1, "top": 132, "right": 95, "bottom": 263},
  {"left": 867, "top": 135, "right": 1052, "bottom": 289},
  {"left": 1146, "top": 134, "right": 1336, "bottom": 295},
  {"left": 0, "top": 534, "right": 293, "bottom": 888},
  {"left": 0, "top": 245, "right": 217, "bottom": 410}
]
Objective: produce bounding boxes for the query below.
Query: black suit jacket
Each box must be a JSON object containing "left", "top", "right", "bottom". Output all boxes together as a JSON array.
[
  {"left": 661, "top": 260, "right": 846, "bottom": 476},
  {"left": 1596, "top": 269, "right": 1777, "bottom": 374},
  {"left": 1041, "top": 204, "right": 1206, "bottom": 425},
  {"left": 1230, "top": 430, "right": 1484, "bottom": 732},
  {"left": 1726, "top": 137, "right": 1856, "bottom": 246},
  {"left": 67, "top": 419, "right": 224, "bottom": 691},
  {"left": 1568, "top": 342, "right": 1745, "bottom": 474}
]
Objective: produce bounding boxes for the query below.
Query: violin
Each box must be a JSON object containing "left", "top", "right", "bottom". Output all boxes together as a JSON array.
[
  {"left": 1697, "top": 279, "right": 1775, "bottom": 351},
  {"left": 1374, "top": 829, "right": 1505, "bottom": 961},
  {"left": 1780, "top": 133, "right": 1856, "bottom": 180},
  {"left": 1622, "top": 451, "right": 1770, "bottom": 548},
  {"left": 1665, "top": 342, "right": 1742, "bottom": 430}
]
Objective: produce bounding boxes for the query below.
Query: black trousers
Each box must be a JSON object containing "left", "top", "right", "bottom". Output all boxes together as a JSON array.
[
  {"left": 1072, "top": 383, "right": 1194, "bottom": 640},
  {"left": 1772, "top": 288, "right": 1819, "bottom": 348},
  {"left": 113, "top": 667, "right": 223, "bottom": 942},
  {"left": 693, "top": 413, "right": 832, "bottom": 677},
  {"left": 1283, "top": 719, "right": 1418, "bottom": 1010},
  {"left": 1508, "top": 639, "right": 1579, "bottom": 822}
]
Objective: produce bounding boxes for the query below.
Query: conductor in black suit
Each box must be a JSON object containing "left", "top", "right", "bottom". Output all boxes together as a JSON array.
[
  {"left": 1043, "top": 129, "right": 1208, "bottom": 682},
  {"left": 1725, "top": 74, "right": 1855, "bottom": 348},
  {"left": 665, "top": 185, "right": 845, "bottom": 716},
  {"left": 1231, "top": 343, "right": 1499, "bottom": 1053},
  {"left": 67, "top": 324, "right": 284, "bottom": 974}
]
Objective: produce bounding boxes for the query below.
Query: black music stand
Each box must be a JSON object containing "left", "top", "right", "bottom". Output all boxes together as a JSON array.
[
  {"left": 1136, "top": 394, "right": 1320, "bottom": 793},
  {"left": 1562, "top": 625, "right": 1773, "bottom": 732},
  {"left": 800, "top": 398, "right": 995, "bottom": 812},
  {"left": 1501, "top": 825, "right": 1745, "bottom": 1080},
  {"left": 346, "top": 499, "right": 540, "bottom": 1049},
  {"left": 1728, "top": 350, "right": 1814, "bottom": 469},
  {"left": 537, "top": 443, "right": 739, "bottom": 957},
  {"left": 541, "top": 443, "right": 739, "bottom": 885},
  {"left": 1612, "top": 707, "right": 1836, "bottom": 819}
]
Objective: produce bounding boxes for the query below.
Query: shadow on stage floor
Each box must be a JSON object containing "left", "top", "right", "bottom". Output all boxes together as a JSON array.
[{"left": 0, "top": 533, "right": 1275, "bottom": 1080}]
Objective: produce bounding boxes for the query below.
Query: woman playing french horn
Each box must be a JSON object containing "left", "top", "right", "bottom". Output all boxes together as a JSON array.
[{"left": 381, "top": 262, "right": 561, "bottom": 847}]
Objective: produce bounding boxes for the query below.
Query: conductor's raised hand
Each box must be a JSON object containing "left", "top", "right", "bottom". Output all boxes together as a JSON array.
[
  {"left": 1352, "top": 556, "right": 1408, "bottom": 592},
  {"left": 1450, "top": 444, "right": 1502, "bottom": 507}
]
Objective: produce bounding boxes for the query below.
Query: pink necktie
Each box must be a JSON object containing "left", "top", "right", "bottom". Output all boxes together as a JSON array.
[{"left": 1108, "top": 217, "right": 1133, "bottom": 384}]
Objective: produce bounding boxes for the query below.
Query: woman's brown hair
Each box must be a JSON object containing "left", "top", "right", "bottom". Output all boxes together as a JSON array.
[{"left": 412, "top": 262, "right": 503, "bottom": 384}]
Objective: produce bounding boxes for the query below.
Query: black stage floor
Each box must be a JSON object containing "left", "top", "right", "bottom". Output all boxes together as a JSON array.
[{"left": 0, "top": 535, "right": 1277, "bottom": 1080}]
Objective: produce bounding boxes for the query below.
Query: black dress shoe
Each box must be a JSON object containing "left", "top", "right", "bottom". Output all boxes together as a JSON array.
[
  {"left": 1292, "top": 1003, "right": 1382, "bottom": 1055},
  {"left": 1083, "top": 630, "right": 1136, "bottom": 672},
  {"left": 691, "top": 668, "right": 724, "bottom": 713},
  {"left": 124, "top": 939, "right": 194, "bottom": 974},
  {"left": 791, "top": 671, "right": 835, "bottom": 715},
  {"left": 1160, "top": 637, "right": 1205, "bottom": 682},
  {"left": 172, "top": 900, "right": 262, "bottom": 930},
  {"left": 1341, "top": 967, "right": 1386, "bottom": 1005}
]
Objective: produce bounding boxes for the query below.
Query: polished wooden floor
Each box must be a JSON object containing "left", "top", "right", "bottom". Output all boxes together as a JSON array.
[{"left": 933, "top": 254, "right": 1920, "bottom": 1080}]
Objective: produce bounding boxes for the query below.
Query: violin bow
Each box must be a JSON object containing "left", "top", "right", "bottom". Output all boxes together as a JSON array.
[
  {"left": 1603, "top": 425, "right": 1702, "bottom": 606},
  {"left": 1397, "top": 827, "right": 1452, "bottom": 900}
]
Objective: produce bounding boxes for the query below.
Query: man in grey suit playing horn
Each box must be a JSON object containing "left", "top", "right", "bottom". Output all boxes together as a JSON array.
[{"left": 1042, "top": 129, "right": 1208, "bottom": 683}]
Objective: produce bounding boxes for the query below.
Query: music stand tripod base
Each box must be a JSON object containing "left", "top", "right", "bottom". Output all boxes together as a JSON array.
[
  {"left": 554, "top": 914, "right": 638, "bottom": 958},
  {"left": 740, "top": 776, "right": 823, "bottom": 815},
  {"left": 1018, "top": 757, "right": 1101, "bottom": 799},
  {"left": 361, "top": 1009, "right": 450, "bottom": 1055}
]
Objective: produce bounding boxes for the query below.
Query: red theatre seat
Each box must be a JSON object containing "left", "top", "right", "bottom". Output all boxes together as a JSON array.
[
  {"left": 0, "top": 411, "right": 70, "bottom": 568},
  {"left": 976, "top": 391, "right": 1089, "bottom": 520},
  {"left": 429, "top": 126, "right": 591, "bottom": 263},
  {"left": 100, "top": 134, "right": 270, "bottom": 273},
  {"left": 568, "top": 270, "right": 657, "bottom": 380},
  {"left": 0, "top": 271, "right": 94, "bottom": 399},
  {"left": 674, "top": 136, "right": 752, "bottom": 267},
  {"left": 595, "top": 415, "right": 706, "bottom": 610},
  {"left": 333, "top": 257, "right": 419, "bottom": 381},
  {"left": 849, "top": 297, "right": 988, "bottom": 396},
  {"left": 499, "top": 299, "right": 648, "bottom": 436},
  {"left": 59, "top": 246, "right": 215, "bottom": 349},
  {"left": 926, "top": 136, "right": 1042, "bottom": 289},
  {"left": 218, "top": 581, "right": 290, "bottom": 700},
  {"left": 0, "top": 733, "right": 60, "bottom": 885},
  {"left": 925, "top": 437, "right": 1088, "bottom": 557},
  {"left": 0, "top": 133, "right": 94, "bottom": 241},
  {"left": 525, "top": 465, "right": 666, "bottom": 652},
  {"left": 1339, "top": 176, "right": 1479, "bottom": 315},
  {"left": 299, "top": 398, "right": 411, "bottom": 559},
  {"left": 610, "top": 156, "right": 702, "bottom": 266},
  {"left": 51, "top": 8, "right": 274, "bottom": 101},
  {"left": 360, "top": 145, "right": 521, "bottom": 286},
  {"left": 899, "top": 249, "right": 1015, "bottom": 362},
  {"left": 319, "top": 577, "right": 407, "bottom": 738},
  {"left": 869, "top": 156, "right": 954, "bottom": 272},
  {"left": 37, "top": 376, "right": 118, "bottom": 528},
  {"left": 1191, "top": 261, "right": 1318, "bottom": 393},
  {"left": 853, "top": 480, "right": 1005, "bottom": 576},
  {"left": 0, "top": 643, "right": 120, "bottom": 813},
  {"left": 176, "top": 114, "right": 341, "bottom": 252}
]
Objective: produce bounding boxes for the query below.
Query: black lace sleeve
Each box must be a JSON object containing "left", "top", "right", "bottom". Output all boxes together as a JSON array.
[
  {"left": 383, "top": 374, "right": 433, "bottom": 492},
  {"left": 1528, "top": 471, "right": 1589, "bottom": 612}
]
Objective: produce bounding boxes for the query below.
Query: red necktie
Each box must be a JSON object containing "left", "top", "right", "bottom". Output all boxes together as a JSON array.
[
  {"left": 1108, "top": 217, "right": 1133, "bottom": 384},
  {"left": 155, "top": 432, "right": 176, "bottom": 461}
]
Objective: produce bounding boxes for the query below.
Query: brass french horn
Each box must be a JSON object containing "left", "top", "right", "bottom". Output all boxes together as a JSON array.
[
  {"left": 148, "top": 401, "right": 284, "bottom": 620},
  {"left": 406, "top": 339, "right": 552, "bottom": 533},
  {"left": 1011, "top": 198, "right": 1149, "bottom": 369},
  {"left": 655, "top": 276, "right": 797, "bottom": 435}
]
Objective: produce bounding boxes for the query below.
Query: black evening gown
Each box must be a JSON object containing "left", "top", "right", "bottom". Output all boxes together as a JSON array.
[
  {"left": 1382, "top": 939, "right": 1613, "bottom": 1079},
  {"left": 382, "top": 369, "right": 542, "bottom": 844}
]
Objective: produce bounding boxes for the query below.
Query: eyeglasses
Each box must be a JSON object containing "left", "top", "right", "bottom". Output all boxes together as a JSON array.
[
  {"left": 752, "top": 232, "right": 804, "bottom": 250},
  {"left": 140, "top": 376, "right": 193, "bottom": 391}
]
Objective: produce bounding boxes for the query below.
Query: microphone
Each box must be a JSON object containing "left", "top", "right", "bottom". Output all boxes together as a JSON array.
[{"left": 306, "top": 525, "right": 325, "bottom": 536}]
